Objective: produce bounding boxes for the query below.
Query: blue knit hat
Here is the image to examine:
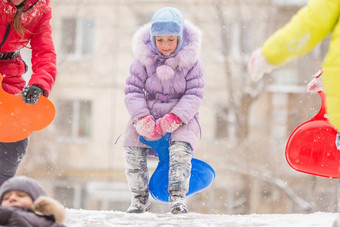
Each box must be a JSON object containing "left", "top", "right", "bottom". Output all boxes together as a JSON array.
[{"left": 150, "top": 7, "right": 184, "bottom": 55}]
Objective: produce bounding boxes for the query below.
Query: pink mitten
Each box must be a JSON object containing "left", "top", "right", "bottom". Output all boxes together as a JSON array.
[
  {"left": 134, "top": 115, "right": 157, "bottom": 139},
  {"left": 156, "top": 113, "right": 182, "bottom": 134},
  {"left": 307, "top": 69, "right": 323, "bottom": 93}
]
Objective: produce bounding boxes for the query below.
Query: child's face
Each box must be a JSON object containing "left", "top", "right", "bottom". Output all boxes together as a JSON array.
[
  {"left": 155, "top": 35, "right": 178, "bottom": 56},
  {"left": 1, "top": 190, "right": 33, "bottom": 209},
  {"left": 10, "top": 0, "right": 25, "bottom": 6}
]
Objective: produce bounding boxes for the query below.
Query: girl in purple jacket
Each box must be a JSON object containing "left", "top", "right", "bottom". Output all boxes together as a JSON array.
[{"left": 123, "top": 7, "right": 204, "bottom": 214}]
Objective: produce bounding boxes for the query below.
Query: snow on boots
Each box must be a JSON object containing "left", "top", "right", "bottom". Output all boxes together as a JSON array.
[
  {"left": 169, "top": 191, "right": 188, "bottom": 214},
  {"left": 124, "top": 147, "right": 151, "bottom": 213},
  {"left": 127, "top": 194, "right": 151, "bottom": 213},
  {"left": 124, "top": 141, "right": 192, "bottom": 214},
  {"left": 168, "top": 142, "right": 192, "bottom": 214}
]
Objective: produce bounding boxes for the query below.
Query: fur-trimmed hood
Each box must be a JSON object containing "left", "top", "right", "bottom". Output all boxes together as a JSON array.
[
  {"left": 33, "top": 196, "right": 65, "bottom": 223},
  {"left": 0, "top": 0, "right": 50, "bottom": 26},
  {"left": 132, "top": 20, "right": 202, "bottom": 81}
]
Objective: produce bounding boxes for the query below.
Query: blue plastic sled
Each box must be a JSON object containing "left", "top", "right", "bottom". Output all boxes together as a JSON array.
[{"left": 140, "top": 133, "right": 216, "bottom": 202}]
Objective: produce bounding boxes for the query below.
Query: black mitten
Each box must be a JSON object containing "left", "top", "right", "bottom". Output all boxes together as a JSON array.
[{"left": 21, "top": 85, "right": 44, "bottom": 105}]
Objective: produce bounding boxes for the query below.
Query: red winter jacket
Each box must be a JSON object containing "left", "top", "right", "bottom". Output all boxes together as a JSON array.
[{"left": 0, "top": 0, "right": 56, "bottom": 96}]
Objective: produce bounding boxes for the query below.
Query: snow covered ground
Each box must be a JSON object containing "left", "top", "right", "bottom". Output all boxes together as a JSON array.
[{"left": 65, "top": 209, "right": 338, "bottom": 227}]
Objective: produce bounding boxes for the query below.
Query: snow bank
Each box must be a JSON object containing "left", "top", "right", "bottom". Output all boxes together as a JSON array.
[{"left": 65, "top": 209, "right": 337, "bottom": 227}]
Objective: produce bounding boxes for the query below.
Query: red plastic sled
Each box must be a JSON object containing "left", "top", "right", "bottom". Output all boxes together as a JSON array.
[
  {"left": 0, "top": 75, "right": 55, "bottom": 142},
  {"left": 285, "top": 91, "right": 339, "bottom": 178}
]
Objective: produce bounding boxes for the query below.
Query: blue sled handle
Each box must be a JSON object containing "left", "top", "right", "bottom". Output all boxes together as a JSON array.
[
  {"left": 139, "top": 133, "right": 215, "bottom": 202},
  {"left": 139, "top": 133, "right": 171, "bottom": 162}
]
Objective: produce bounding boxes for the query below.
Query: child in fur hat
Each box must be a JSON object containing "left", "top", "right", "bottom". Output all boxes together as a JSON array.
[
  {"left": 0, "top": 176, "right": 66, "bottom": 227},
  {"left": 123, "top": 7, "right": 204, "bottom": 214}
]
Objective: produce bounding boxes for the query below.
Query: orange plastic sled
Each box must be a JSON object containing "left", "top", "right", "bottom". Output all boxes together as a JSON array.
[{"left": 0, "top": 75, "right": 55, "bottom": 142}]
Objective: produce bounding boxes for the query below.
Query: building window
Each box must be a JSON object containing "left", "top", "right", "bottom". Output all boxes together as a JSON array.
[
  {"left": 55, "top": 100, "right": 92, "bottom": 141},
  {"left": 61, "top": 17, "right": 95, "bottom": 59}
]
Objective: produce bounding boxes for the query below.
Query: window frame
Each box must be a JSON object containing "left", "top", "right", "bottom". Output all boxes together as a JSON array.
[
  {"left": 55, "top": 99, "right": 92, "bottom": 143},
  {"left": 61, "top": 17, "right": 96, "bottom": 61}
]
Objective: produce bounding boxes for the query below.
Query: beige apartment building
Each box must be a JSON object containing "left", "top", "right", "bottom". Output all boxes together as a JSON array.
[{"left": 17, "top": 0, "right": 337, "bottom": 214}]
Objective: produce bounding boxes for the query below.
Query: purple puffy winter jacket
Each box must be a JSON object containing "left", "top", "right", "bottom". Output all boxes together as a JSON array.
[{"left": 123, "top": 21, "right": 204, "bottom": 154}]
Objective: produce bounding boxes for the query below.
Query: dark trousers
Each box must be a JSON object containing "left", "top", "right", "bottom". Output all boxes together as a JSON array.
[{"left": 0, "top": 138, "right": 28, "bottom": 186}]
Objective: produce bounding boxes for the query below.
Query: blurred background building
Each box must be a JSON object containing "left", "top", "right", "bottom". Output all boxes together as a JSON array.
[{"left": 18, "top": 0, "right": 337, "bottom": 214}]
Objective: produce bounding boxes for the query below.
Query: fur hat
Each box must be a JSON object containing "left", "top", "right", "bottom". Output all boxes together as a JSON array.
[
  {"left": 0, "top": 176, "right": 47, "bottom": 202},
  {"left": 150, "top": 7, "right": 184, "bottom": 55}
]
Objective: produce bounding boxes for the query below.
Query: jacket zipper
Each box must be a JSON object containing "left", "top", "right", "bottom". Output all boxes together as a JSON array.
[
  {"left": 25, "top": 0, "right": 40, "bottom": 12},
  {"left": 0, "top": 24, "right": 11, "bottom": 52}
]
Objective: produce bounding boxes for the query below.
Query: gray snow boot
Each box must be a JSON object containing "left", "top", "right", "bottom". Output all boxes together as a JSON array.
[
  {"left": 124, "top": 147, "right": 151, "bottom": 213},
  {"left": 127, "top": 194, "right": 151, "bottom": 213},
  {"left": 169, "top": 192, "right": 188, "bottom": 214},
  {"left": 168, "top": 142, "right": 192, "bottom": 214}
]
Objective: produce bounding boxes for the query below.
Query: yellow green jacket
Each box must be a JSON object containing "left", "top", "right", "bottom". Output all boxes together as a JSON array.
[{"left": 262, "top": 0, "right": 340, "bottom": 129}]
